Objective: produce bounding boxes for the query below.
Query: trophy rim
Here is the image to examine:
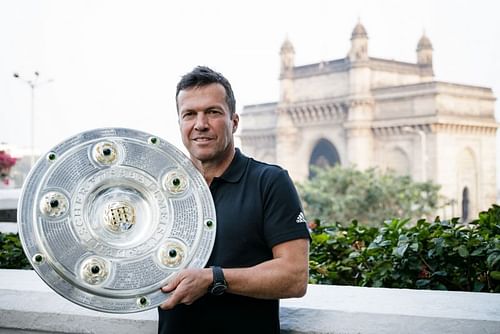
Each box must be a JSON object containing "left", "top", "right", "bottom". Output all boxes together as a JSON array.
[{"left": 18, "top": 127, "right": 216, "bottom": 313}]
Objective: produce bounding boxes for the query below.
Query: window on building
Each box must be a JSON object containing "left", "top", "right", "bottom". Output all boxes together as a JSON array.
[
  {"left": 461, "top": 187, "right": 470, "bottom": 222},
  {"left": 309, "top": 139, "right": 340, "bottom": 178}
]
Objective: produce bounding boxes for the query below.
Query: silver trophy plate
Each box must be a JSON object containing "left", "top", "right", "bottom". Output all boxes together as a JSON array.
[{"left": 18, "top": 128, "right": 216, "bottom": 313}]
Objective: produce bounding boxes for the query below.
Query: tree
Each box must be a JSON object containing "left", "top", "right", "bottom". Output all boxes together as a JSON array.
[{"left": 297, "top": 166, "right": 441, "bottom": 226}]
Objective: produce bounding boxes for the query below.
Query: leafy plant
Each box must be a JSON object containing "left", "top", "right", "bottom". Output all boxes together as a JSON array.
[
  {"left": 0, "top": 232, "right": 31, "bottom": 269},
  {"left": 309, "top": 204, "right": 500, "bottom": 292}
]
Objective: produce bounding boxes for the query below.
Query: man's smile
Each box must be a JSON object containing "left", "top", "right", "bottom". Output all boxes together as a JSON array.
[{"left": 192, "top": 136, "right": 214, "bottom": 142}]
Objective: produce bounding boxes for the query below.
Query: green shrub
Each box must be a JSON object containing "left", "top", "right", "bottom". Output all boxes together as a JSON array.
[
  {"left": 309, "top": 204, "right": 500, "bottom": 292},
  {"left": 0, "top": 232, "right": 31, "bottom": 269}
]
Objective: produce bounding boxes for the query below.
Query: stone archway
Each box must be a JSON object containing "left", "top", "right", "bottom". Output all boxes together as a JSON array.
[{"left": 308, "top": 138, "right": 340, "bottom": 178}]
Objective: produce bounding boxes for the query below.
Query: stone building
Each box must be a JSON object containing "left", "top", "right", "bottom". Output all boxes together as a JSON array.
[{"left": 238, "top": 21, "right": 497, "bottom": 220}]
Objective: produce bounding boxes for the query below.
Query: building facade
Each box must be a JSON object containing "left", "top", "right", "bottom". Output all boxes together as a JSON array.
[{"left": 238, "top": 22, "right": 497, "bottom": 220}]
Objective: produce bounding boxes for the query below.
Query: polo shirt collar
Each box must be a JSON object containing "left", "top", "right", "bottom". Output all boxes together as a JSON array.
[{"left": 217, "top": 148, "right": 247, "bottom": 183}]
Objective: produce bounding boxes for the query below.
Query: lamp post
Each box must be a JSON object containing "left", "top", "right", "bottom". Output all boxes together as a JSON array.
[
  {"left": 402, "top": 126, "right": 427, "bottom": 182},
  {"left": 13, "top": 72, "right": 53, "bottom": 168}
]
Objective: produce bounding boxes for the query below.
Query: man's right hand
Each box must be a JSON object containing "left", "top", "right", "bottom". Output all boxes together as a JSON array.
[{"left": 159, "top": 268, "right": 212, "bottom": 310}]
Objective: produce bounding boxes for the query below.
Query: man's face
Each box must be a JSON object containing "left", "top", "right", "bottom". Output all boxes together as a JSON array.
[{"left": 177, "top": 83, "right": 239, "bottom": 164}]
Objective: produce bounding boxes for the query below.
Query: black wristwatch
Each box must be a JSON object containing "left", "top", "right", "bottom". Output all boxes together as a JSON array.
[{"left": 209, "top": 266, "right": 228, "bottom": 296}]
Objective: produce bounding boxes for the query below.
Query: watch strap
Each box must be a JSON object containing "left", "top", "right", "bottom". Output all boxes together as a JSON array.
[
  {"left": 212, "top": 266, "right": 225, "bottom": 283},
  {"left": 209, "top": 266, "right": 227, "bottom": 295}
]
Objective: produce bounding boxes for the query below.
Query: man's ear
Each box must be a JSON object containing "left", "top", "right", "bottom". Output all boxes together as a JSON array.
[{"left": 232, "top": 113, "right": 239, "bottom": 133}]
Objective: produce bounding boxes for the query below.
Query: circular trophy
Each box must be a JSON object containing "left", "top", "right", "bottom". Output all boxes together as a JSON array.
[{"left": 18, "top": 128, "right": 216, "bottom": 313}]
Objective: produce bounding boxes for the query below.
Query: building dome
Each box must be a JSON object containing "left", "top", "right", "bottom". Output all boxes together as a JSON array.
[
  {"left": 417, "top": 33, "right": 433, "bottom": 51},
  {"left": 351, "top": 22, "right": 368, "bottom": 39},
  {"left": 280, "top": 37, "right": 295, "bottom": 54}
]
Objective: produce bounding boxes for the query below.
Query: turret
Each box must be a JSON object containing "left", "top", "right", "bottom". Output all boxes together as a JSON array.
[
  {"left": 416, "top": 32, "right": 434, "bottom": 80},
  {"left": 346, "top": 21, "right": 374, "bottom": 169},
  {"left": 279, "top": 36, "right": 295, "bottom": 102},
  {"left": 417, "top": 33, "right": 433, "bottom": 66},
  {"left": 348, "top": 21, "right": 369, "bottom": 62},
  {"left": 280, "top": 37, "right": 295, "bottom": 77}
]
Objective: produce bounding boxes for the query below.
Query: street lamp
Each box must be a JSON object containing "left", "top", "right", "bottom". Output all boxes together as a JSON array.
[
  {"left": 13, "top": 71, "right": 54, "bottom": 168},
  {"left": 402, "top": 126, "right": 427, "bottom": 181}
]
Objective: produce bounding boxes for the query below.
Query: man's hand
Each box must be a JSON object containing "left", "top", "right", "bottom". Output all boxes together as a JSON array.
[{"left": 159, "top": 268, "right": 212, "bottom": 310}]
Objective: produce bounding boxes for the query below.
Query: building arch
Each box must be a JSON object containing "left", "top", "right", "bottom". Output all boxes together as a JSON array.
[{"left": 308, "top": 138, "right": 341, "bottom": 178}]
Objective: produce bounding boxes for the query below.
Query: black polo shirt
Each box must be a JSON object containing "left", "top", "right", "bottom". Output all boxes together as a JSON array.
[{"left": 158, "top": 149, "right": 310, "bottom": 334}]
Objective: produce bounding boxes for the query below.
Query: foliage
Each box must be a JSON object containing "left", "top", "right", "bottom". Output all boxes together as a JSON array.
[
  {"left": 297, "top": 166, "right": 440, "bottom": 226},
  {"left": 0, "top": 232, "right": 31, "bottom": 269},
  {"left": 309, "top": 204, "right": 500, "bottom": 292}
]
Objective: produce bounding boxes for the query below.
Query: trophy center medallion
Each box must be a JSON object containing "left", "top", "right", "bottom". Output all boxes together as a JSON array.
[{"left": 103, "top": 201, "right": 136, "bottom": 233}]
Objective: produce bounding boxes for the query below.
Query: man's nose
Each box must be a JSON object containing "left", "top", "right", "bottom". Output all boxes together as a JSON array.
[{"left": 194, "top": 113, "right": 209, "bottom": 131}]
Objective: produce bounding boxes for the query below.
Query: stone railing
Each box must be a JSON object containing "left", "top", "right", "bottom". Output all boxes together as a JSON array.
[{"left": 1, "top": 269, "right": 499, "bottom": 333}]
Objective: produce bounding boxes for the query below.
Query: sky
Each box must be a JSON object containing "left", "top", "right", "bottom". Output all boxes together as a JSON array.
[{"left": 0, "top": 0, "right": 499, "bottom": 156}]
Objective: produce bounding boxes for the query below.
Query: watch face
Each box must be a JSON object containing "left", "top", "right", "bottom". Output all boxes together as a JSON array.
[{"left": 211, "top": 283, "right": 227, "bottom": 296}]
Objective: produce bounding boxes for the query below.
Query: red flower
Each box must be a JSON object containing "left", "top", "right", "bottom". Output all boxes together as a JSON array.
[
  {"left": 0, "top": 151, "right": 17, "bottom": 169},
  {"left": 0, "top": 151, "right": 17, "bottom": 184}
]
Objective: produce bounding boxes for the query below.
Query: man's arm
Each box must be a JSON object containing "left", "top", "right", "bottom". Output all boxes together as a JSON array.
[
  {"left": 225, "top": 238, "right": 309, "bottom": 298},
  {"left": 159, "top": 238, "right": 309, "bottom": 310}
]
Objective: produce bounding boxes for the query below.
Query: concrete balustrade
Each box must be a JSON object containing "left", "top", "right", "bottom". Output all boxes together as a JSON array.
[{"left": 1, "top": 269, "right": 499, "bottom": 333}]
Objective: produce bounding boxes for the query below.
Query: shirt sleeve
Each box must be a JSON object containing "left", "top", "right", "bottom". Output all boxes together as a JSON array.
[{"left": 261, "top": 168, "right": 311, "bottom": 248}]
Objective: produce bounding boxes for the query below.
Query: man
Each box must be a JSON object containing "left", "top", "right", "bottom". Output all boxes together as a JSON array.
[{"left": 158, "top": 66, "right": 310, "bottom": 333}]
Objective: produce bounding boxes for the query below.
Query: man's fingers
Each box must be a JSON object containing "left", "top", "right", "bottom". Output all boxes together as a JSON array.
[
  {"left": 159, "top": 292, "right": 180, "bottom": 310},
  {"left": 159, "top": 269, "right": 208, "bottom": 310},
  {"left": 161, "top": 283, "right": 174, "bottom": 293},
  {"left": 159, "top": 274, "right": 187, "bottom": 309},
  {"left": 161, "top": 274, "right": 181, "bottom": 293}
]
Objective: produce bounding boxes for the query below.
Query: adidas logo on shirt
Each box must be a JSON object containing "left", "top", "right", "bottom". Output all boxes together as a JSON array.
[{"left": 296, "top": 212, "right": 307, "bottom": 224}]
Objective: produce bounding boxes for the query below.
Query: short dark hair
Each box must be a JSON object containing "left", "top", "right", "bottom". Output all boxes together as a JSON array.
[{"left": 176, "top": 66, "right": 236, "bottom": 115}]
